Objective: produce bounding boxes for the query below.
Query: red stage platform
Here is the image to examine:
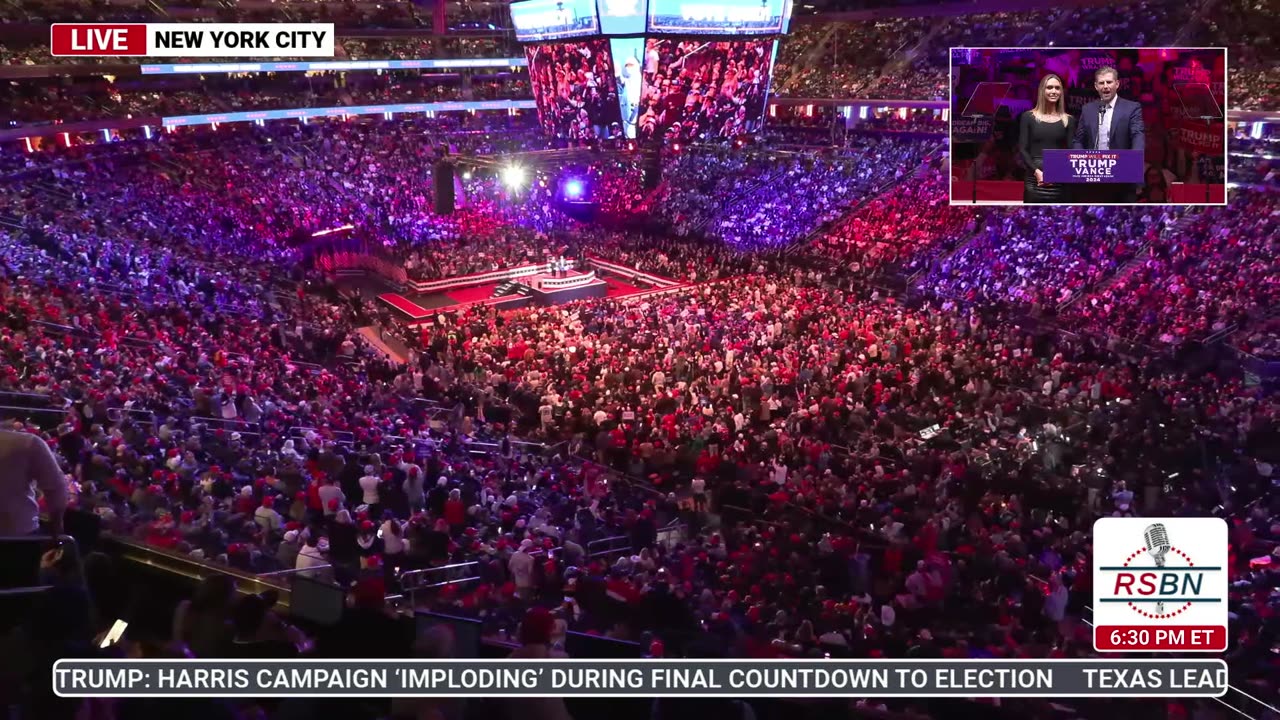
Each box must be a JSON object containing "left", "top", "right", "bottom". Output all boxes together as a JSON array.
[{"left": 377, "top": 261, "right": 657, "bottom": 325}]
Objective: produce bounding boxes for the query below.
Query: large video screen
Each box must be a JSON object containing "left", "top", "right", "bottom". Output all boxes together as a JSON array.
[
  {"left": 526, "top": 39, "right": 624, "bottom": 139},
  {"left": 597, "top": 0, "right": 647, "bottom": 34},
  {"left": 610, "top": 38, "right": 646, "bottom": 138},
  {"left": 647, "top": 0, "right": 792, "bottom": 35},
  {"left": 511, "top": 0, "right": 601, "bottom": 42},
  {"left": 637, "top": 38, "right": 776, "bottom": 141}
]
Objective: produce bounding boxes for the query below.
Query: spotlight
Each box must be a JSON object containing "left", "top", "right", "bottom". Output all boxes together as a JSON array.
[
  {"left": 502, "top": 165, "right": 526, "bottom": 189},
  {"left": 462, "top": 171, "right": 472, "bottom": 181},
  {"left": 564, "top": 179, "right": 583, "bottom": 199}
]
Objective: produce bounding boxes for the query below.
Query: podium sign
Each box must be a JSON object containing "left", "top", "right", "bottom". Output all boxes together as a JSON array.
[{"left": 1043, "top": 149, "right": 1144, "bottom": 184}]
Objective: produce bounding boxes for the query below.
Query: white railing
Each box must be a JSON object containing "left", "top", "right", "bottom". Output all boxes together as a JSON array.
[
  {"left": 403, "top": 263, "right": 547, "bottom": 294},
  {"left": 585, "top": 256, "right": 680, "bottom": 288}
]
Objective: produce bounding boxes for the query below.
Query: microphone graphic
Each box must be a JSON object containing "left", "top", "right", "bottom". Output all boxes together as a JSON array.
[
  {"left": 1143, "top": 523, "right": 1171, "bottom": 615},
  {"left": 1097, "top": 104, "right": 1108, "bottom": 149}
]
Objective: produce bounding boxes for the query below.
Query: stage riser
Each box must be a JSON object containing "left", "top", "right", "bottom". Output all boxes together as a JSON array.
[{"left": 527, "top": 281, "right": 609, "bottom": 305}]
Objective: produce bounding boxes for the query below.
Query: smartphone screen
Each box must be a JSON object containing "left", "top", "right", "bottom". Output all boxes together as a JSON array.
[{"left": 100, "top": 619, "right": 128, "bottom": 649}]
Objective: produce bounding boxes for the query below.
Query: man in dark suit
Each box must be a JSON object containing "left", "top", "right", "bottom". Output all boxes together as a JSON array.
[{"left": 1072, "top": 66, "right": 1145, "bottom": 203}]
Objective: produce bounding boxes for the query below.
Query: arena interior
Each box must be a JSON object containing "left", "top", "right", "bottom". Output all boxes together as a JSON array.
[{"left": 0, "top": 0, "right": 1277, "bottom": 719}]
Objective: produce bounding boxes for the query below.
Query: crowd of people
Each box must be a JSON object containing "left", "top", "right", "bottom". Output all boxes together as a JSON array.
[
  {"left": 1, "top": 0, "right": 432, "bottom": 26},
  {"left": 1, "top": 70, "right": 532, "bottom": 125},
  {"left": 855, "top": 111, "right": 948, "bottom": 134},
  {"left": 773, "top": 18, "right": 933, "bottom": 99},
  {"left": 1204, "top": 0, "right": 1279, "bottom": 110},
  {"left": 638, "top": 40, "right": 774, "bottom": 142},
  {"left": 0, "top": 97, "right": 1277, "bottom": 720},
  {"left": 2, "top": 0, "right": 1272, "bottom": 134},
  {"left": 650, "top": 145, "right": 784, "bottom": 237},
  {"left": 526, "top": 40, "right": 621, "bottom": 141},
  {"left": 1238, "top": 320, "right": 1280, "bottom": 361},
  {"left": 6, "top": 191, "right": 1276, "bottom": 719},
  {"left": 0, "top": 35, "right": 520, "bottom": 67},
  {"left": 922, "top": 205, "right": 1161, "bottom": 310},
  {"left": 651, "top": 137, "right": 936, "bottom": 249},
  {"left": 769, "top": 0, "right": 1268, "bottom": 101},
  {"left": 0, "top": 0, "right": 153, "bottom": 22},
  {"left": 1061, "top": 192, "right": 1279, "bottom": 350},
  {"left": 345, "top": 36, "right": 519, "bottom": 62},
  {"left": 812, "top": 161, "right": 974, "bottom": 279},
  {"left": 445, "top": 0, "right": 512, "bottom": 30},
  {"left": 707, "top": 137, "right": 936, "bottom": 248}
]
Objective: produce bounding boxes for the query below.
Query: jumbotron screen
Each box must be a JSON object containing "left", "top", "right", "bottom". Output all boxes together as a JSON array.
[
  {"left": 511, "top": 0, "right": 601, "bottom": 43},
  {"left": 525, "top": 39, "right": 624, "bottom": 139},
  {"left": 646, "top": 0, "right": 793, "bottom": 35},
  {"left": 636, "top": 38, "right": 777, "bottom": 141}
]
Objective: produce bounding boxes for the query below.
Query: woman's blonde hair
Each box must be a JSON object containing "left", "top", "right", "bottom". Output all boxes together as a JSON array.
[{"left": 1034, "top": 73, "right": 1069, "bottom": 127}]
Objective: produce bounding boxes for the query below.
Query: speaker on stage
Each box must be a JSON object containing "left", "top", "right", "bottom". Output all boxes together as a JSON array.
[{"left": 433, "top": 160, "right": 456, "bottom": 215}]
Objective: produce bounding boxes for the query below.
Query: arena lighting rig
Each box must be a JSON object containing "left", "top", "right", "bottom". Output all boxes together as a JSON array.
[
  {"left": 451, "top": 146, "right": 632, "bottom": 173},
  {"left": 502, "top": 165, "right": 528, "bottom": 189}
]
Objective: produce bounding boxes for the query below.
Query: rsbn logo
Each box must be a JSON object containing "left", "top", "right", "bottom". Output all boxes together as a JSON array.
[
  {"left": 1093, "top": 517, "right": 1228, "bottom": 652},
  {"left": 1104, "top": 522, "right": 1221, "bottom": 618}
]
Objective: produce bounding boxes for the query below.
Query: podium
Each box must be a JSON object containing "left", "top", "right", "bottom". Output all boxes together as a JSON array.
[{"left": 1042, "top": 149, "right": 1144, "bottom": 184}]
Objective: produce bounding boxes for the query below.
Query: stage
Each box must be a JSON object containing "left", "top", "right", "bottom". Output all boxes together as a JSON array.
[
  {"left": 519, "top": 269, "right": 608, "bottom": 303},
  {"left": 377, "top": 260, "right": 665, "bottom": 325}
]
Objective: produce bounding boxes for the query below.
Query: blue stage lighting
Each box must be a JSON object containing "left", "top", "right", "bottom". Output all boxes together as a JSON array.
[{"left": 565, "top": 179, "right": 584, "bottom": 199}]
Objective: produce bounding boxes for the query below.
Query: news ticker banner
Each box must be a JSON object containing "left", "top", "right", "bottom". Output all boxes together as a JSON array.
[
  {"left": 161, "top": 99, "right": 538, "bottom": 128},
  {"left": 1043, "top": 150, "right": 1146, "bottom": 184},
  {"left": 51, "top": 23, "right": 335, "bottom": 57},
  {"left": 54, "top": 659, "right": 1228, "bottom": 698},
  {"left": 140, "top": 59, "right": 527, "bottom": 75}
]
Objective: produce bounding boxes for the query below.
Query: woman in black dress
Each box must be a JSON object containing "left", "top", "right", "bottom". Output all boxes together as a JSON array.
[{"left": 1018, "top": 73, "right": 1077, "bottom": 203}]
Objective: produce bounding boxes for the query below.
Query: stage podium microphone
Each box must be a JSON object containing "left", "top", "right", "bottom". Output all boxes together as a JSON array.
[{"left": 1143, "top": 523, "right": 1171, "bottom": 614}]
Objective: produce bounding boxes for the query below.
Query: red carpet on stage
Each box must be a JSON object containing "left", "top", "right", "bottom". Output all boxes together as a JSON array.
[
  {"left": 446, "top": 283, "right": 499, "bottom": 304},
  {"left": 378, "top": 293, "right": 432, "bottom": 319}
]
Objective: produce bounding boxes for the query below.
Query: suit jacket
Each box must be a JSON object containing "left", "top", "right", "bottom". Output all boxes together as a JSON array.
[{"left": 1071, "top": 96, "right": 1145, "bottom": 151}]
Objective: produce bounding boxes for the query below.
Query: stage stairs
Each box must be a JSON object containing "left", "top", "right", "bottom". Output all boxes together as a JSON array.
[{"left": 492, "top": 280, "right": 533, "bottom": 298}]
